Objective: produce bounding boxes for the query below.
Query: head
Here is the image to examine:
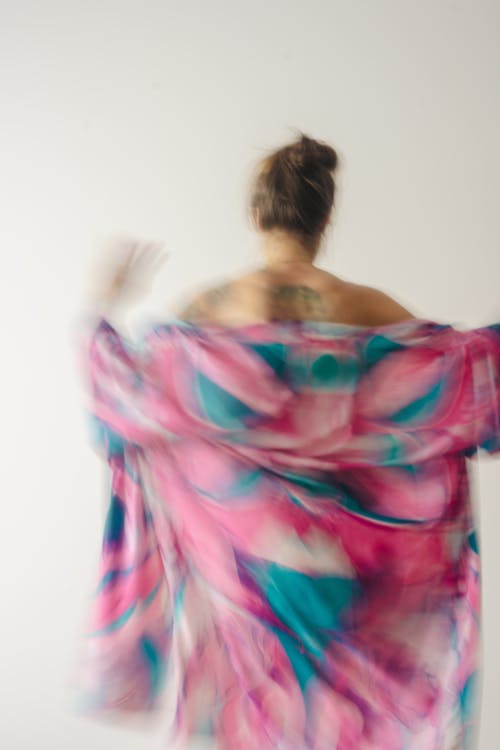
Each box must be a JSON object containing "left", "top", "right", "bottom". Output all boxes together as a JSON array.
[{"left": 248, "top": 132, "right": 338, "bottom": 261}]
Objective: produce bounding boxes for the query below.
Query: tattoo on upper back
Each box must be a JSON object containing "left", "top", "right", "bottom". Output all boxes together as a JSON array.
[
  {"left": 179, "top": 299, "right": 204, "bottom": 322},
  {"left": 205, "top": 284, "right": 232, "bottom": 309},
  {"left": 269, "top": 285, "right": 328, "bottom": 321},
  {"left": 179, "top": 282, "right": 328, "bottom": 324},
  {"left": 179, "top": 283, "right": 232, "bottom": 322}
]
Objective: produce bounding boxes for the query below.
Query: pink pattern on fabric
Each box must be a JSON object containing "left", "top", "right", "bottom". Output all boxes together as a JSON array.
[{"left": 72, "top": 316, "right": 500, "bottom": 749}]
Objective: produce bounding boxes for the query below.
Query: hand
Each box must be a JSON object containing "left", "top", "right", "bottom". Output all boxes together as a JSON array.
[{"left": 89, "top": 235, "right": 168, "bottom": 310}]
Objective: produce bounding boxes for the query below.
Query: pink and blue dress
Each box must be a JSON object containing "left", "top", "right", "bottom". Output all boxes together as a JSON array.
[{"left": 74, "top": 315, "right": 500, "bottom": 749}]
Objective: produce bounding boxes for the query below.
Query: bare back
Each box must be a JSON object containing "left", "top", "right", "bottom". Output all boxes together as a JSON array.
[{"left": 175, "top": 266, "right": 415, "bottom": 328}]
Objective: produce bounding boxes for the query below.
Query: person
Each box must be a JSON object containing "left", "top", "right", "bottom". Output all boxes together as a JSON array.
[
  {"left": 74, "top": 133, "right": 500, "bottom": 750},
  {"left": 173, "top": 133, "right": 415, "bottom": 330}
]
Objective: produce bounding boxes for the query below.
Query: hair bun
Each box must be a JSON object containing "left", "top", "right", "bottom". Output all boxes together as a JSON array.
[
  {"left": 287, "top": 133, "right": 338, "bottom": 172},
  {"left": 250, "top": 131, "right": 338, "bottom": 238}
]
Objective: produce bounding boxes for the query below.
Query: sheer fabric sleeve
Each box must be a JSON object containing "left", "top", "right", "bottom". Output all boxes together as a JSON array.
[
  {"left": 74, "top": 442, "right": 174, "bottom": 715},
  {"left": 74, "top": 314, "right": 178, "bottom": 713},
  {"left": 351, "top": 323, "right": 500, "bottom": 463},
  {"left": 467, "top": 323, "right": 500, "bottom": 454},
  {"left": 77, "top": 314, "right": 176, "bottom": 452}
]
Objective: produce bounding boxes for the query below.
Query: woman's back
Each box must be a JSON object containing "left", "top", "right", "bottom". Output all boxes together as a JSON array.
[
  {"left": 174, "top": 132, "right": 416, "bottom": 329},
  {"left": 177, "top": 266, "right": 416, "bottom": 328}
]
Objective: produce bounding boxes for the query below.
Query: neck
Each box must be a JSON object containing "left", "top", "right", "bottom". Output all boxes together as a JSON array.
[{"left": 259, "top": 229, "right": 319, "bottom": 269}]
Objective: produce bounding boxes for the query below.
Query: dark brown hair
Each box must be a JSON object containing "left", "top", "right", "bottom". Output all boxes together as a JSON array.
[{"left": 249, "top": 131, "right": 338, "bottom": 240}]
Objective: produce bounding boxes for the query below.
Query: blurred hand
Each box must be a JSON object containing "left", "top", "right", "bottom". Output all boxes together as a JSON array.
[{"left": 89, "top": 235, "right": 168, "bottom": 309}]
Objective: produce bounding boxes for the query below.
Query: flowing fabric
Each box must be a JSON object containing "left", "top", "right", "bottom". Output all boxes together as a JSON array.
[{"left": 73, "top": 315, "right": 500, "bottom": 750}]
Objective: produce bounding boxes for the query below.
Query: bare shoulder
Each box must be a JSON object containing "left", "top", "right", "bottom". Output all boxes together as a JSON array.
[
  {"left": 171, "top": 278, "right": 236, "bottom": 322},
  {"left": 170, "top": 269, "right": 416, "bottom": 327},
  {"left": 339, "top": 280, "right": 416, "bottom": 326}
]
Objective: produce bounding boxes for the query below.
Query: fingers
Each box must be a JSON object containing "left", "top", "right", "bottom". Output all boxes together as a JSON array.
[
  {"left": 99, "top": 237, "right": 168, "bottom": 304},
  {"left": 105, "top": 237, "right": 166, "bottom": 271}
]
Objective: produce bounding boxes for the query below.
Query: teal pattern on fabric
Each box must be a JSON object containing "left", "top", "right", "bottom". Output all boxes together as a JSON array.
[
  {"left": 195, "top": 371, "right": 258, "bottom": 428},
  {"left": 242, "top": 557, "right": 360, "bottom": 693},
  {"left": 246, "top": 342, "right": 288, "bottom": 380},
  {"left": 337, "top": 489, "right": 423, "bottom": 525},
  {"left": 269, "top": 624, "right": 318, "bottom": 692},
  {"left": 90, "top": 583, "right": 163, "bottom": 636},
  {"left": 286, "top": 353, "right": 359, "bottom": 389},
  {"left": 480, "top": 434, "right": 500, "bottom": 453},
  {"left": 264, "top": 563, "right": 360, "bottom": 638},
  {"left": 364, "top": 335, "right": 406, "bottom": 368},
  {"left": 141, "top": 581, "right": 163, "bottom": 610},
  {"left": 278, "top": 469, "right": 340, "bottom": 496},
  {"left": 460, "top": 672, "right": 478, "bottom": 722},
  {"left": 286, "top": 355, "right": 310, "bottom": 388},
  {"left": 89, "top": 602, "right": 137, "bottom": 636},
  {"left": 311, "top": 354, "right": 359, "bottom": 389},
  {"left": 140, "top": 636, "right": 164, "bottom": 698},
  {"left": 468, "top": 531, "right": 479, "bottom": 554},
  {"left": 188, "top": 469, "right": 263, "bottom": 503},
  {"left": 174, "top": 577, "right": 186, "bottom": 616},
  {"left": 96, "top": 568, "right": 130, "bottom": 592},
  {"left": 273, "top": 568, "right": 360, "bottom": 692},
  {"left": 103, "top": 495, "right": 126, "bottom": 549},
  {"left": 227, "top": 468, "right": 263, "bottom": 496},
  {"left": 460, "top": 670, "right": 480, "bottom": 749},
  {"left": 390, "top": 380, "right": 446, "bottom": 424},
  {"left": 89, "top": 414, "right": 125, "bottom": 457},
  {"left": 282, "top": 470, "right": 421, "bottom": 523},
  {"left": 381, "top": 434, "right": 405, "bottom": 464}
]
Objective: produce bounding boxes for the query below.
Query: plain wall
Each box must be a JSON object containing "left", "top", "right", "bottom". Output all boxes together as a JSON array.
[{"left": 1, "top": 1, "right": 499, "bottom": 748}]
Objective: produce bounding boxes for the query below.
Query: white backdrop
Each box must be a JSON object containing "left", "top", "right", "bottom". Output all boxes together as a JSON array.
[{"left": 1, "top": 1, "right": 499, "bottom": 748}]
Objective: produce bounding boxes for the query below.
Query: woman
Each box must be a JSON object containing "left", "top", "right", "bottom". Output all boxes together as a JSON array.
[
  {"left": 174, "top": 134, "right": 414, "bottom": 329},
  {"left": 76, "top": 133, "right": 499, "bottom": 750}
]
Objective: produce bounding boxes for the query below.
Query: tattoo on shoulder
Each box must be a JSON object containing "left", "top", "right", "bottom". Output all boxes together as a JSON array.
[
  {"left": 179, "top": 298, "right": 204, "bottom": 322},
  {"left": 270, "top": 285, "right": 328, "bottom": 320},
  {"left": 205, "top": 283, "right": 232, "bottom": 309},
  {"left": 179, "top": 283, "right": 232, "bottom": 322}
]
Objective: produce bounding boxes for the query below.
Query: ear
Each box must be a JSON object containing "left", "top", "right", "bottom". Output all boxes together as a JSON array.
[
  {"left": 250, "top": 207, "right": 261, "bottom": 230},
  {"left": 320, "top": 213, "right": 331, "bottom": 232}
]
